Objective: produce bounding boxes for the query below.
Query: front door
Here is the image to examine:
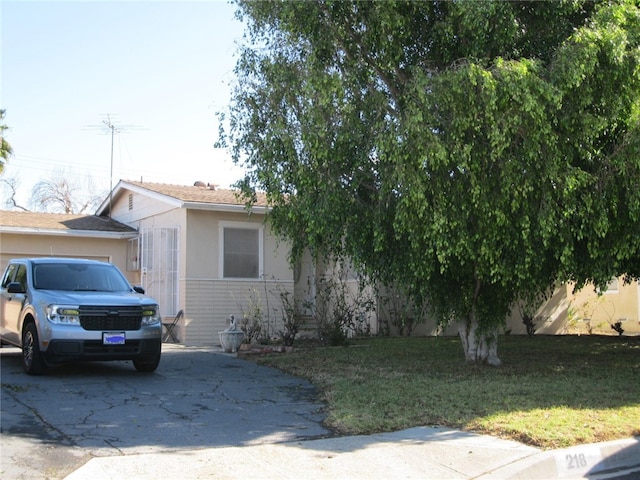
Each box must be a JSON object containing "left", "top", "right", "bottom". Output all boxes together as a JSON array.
[{"left": 140, "top": 227, "right": 179, "bottom": 318}]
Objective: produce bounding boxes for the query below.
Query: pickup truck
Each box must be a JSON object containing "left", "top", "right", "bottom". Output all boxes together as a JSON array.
[{"left": 0, "top": 257, "right": 162, "bottom": 375}]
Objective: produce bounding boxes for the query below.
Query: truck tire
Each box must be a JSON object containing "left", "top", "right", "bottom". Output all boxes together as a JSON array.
[
  {"left": 133, "top": 354, "right": 161, "bottom": 373},
  {"left": 22, "top": 323, "right": 46, "bottom": 375}
]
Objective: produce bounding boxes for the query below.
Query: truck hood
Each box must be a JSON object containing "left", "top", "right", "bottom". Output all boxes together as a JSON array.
[{"left": 36, "top": 290, "right": 158, "bottom": 307}]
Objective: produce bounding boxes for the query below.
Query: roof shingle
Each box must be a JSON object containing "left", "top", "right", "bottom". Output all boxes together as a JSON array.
[
  {"left": 125, "top": 181, "right": 268, "bottom": 207},
  {"left": 0, "top": 211, "right": 137, "bottom": 233}
]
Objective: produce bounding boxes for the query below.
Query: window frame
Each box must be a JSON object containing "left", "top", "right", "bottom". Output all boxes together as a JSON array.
[
  {"left": 127, "top": 237, "right": 140, "bottom": 271},
  {"left": 219, "top": 221, "right": 264, "bottom": 279},
  {"left": 604, "top": 277, "right": 619, "bottom": 294},
  {"left": 1, "top": 264, "right": 18, "bottom": 288}
]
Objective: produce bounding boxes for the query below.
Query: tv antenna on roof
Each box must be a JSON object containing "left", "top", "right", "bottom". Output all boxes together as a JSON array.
[{"left": 86, "top": 114, "right": 142, "bottom": 217}]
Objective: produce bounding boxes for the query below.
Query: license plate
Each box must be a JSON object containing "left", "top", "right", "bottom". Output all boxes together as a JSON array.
[{"left": 103, "top": 332, "right": 126, "bottom": 345}]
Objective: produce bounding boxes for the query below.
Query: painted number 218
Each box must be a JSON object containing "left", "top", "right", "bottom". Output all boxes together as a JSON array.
[{"left": 566, "top": 453, "right": 588, "bottom": 469}]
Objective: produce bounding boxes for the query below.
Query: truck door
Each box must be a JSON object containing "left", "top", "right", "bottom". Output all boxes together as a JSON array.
[{"left": 0, "top": 263, "right": 25, "bottom": 345}]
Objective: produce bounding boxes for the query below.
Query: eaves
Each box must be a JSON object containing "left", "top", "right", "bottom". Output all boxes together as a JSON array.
[
  {"left": 180, "top": 201, "right": 269, "bottom": 214},
  {"left": 0, "top": 226, "right": 139, "bottom": 239}
]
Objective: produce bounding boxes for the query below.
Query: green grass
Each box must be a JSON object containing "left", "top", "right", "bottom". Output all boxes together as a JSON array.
[{"left": 254, "top": 335, "right": 640, "bottom": 449}]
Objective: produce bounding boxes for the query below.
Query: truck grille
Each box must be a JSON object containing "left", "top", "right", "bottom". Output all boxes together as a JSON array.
[{"left": 79, "top": 306, "right": 143, "bottom": 331}]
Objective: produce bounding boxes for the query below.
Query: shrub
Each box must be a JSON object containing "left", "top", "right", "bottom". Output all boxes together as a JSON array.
[{"left": 308, "top": 274, "right": 375, "bottom": 346}]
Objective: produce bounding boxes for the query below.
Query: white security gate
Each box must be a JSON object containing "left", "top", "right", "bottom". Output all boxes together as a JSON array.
[{"left": 140, "top": 227, "right": 179, "bottom": 317}]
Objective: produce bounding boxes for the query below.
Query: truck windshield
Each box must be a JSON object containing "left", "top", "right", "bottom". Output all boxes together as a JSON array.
[{"left": 33, "top": 263, "right": 132, "bottom": 292}]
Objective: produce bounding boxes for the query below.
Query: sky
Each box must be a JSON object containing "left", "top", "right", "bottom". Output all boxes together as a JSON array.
[{"left": 1, "top": 0, "right": 248, "bottom": 210}]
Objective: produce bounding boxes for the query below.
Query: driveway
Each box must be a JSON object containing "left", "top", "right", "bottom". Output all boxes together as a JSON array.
[{"left": 0, "top": 344, "right": 331, "bottom": 479}]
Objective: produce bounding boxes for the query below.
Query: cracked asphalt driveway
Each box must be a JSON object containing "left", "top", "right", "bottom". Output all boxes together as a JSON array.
[{"left": 0, "top": 344, "right": 331, "bottom": 479}]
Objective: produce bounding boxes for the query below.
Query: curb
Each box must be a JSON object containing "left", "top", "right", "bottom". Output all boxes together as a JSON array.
[{"left": 476, "top": 437, "right": 640, "bottom": 479}]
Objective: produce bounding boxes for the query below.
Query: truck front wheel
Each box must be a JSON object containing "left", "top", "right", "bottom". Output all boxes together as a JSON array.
[
  {"left": 133, "top": 354, "right": 161, "bottom": 373},
  {"left": 22, "top": 323, "right": 46, "bottom": 375}
]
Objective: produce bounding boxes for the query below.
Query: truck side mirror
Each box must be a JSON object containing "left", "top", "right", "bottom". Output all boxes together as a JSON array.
[{"left": 7, "top": 282, "right": 25, "bottom": 294}]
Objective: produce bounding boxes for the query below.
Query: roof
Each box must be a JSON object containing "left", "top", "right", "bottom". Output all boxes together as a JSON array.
[
  {"left": 0, "top": 210, "right": 138, "bottom": 237},
  {"left": 123, "top": 181, "right": 269, "bottom": 207}
]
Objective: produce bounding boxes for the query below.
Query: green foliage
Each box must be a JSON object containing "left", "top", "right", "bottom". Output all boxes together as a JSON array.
[
  {"left": 548, "top": 2, "right": 640, "bottom": 290},
  {"left": 0, "top": 109, "right": 12, "bottom": 173},
  {"left": 222, "top": 1, "right": 640, "bottom": 359},
  {"left": 238, "top": 284, "right": 308, "bottom": 346},
  {"left": 238, "top": 287, "right": 265, "bottom": 344},
  {"left": 306, "top": 269, "right": 375, "bottom": 346},
  {"left": 273, "top": 286, "right": 303, "bottom": 346},
  {"left": 376, "top": 284, "right": 428, "bottom": 336}
]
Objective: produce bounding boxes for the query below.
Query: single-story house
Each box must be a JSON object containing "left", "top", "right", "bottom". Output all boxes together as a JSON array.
[
  {"left": 0, "top": 181, "right": 367, "bottom": 346},
  {"left": 94, "top": 180, "right": 325, "bottom": 345},
  {"left": 1, "top": 179, "right": 638, "bottom": 342}
]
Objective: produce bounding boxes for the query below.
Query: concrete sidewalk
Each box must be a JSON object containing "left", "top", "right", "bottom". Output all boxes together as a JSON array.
[{"left": 64, "top": 427, "right": 639, "bottom": 480}]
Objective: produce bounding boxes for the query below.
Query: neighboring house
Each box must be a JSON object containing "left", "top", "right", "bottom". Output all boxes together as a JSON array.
[
  {"left": 0, "top": 211, "right": 137, "bottom": 280},
  {"left": 529, "top": 279, "right": 640, "bottom": 336},
  {"left": 380, "top": 278, "right": 640, "bottom": 337}
]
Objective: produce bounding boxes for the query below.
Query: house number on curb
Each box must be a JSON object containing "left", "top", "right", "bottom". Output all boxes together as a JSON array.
[
  {"left": 555, "top": 446, "right": 602, "bottom": 477},
  {"left": 565, "top": 453, "right": 588, "bottom": 469}
]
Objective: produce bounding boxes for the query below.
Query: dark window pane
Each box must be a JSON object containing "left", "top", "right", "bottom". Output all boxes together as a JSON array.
[{"left": 224, "top": 228, "right": 259, "bottom": 278}]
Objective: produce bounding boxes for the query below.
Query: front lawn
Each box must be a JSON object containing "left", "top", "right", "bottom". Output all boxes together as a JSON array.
[{"left": 254, "top": 335, "right": 640, "bottom": 449}]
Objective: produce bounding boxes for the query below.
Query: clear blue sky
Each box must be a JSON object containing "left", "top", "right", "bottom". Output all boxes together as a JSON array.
[{"left": 1, "top": 0, "right": 247, "bottom": 208}]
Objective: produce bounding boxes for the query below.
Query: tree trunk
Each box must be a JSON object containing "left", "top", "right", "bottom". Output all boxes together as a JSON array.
[{"left": 456, "top": 317, "right": 502, "bottom": 366}]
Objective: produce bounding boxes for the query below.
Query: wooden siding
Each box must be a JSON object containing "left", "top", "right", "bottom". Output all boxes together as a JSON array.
[
  {"left": 110, "top": 190, "right": 178, "bottom": 225},
  {"left": 182, "top": 278, "right": 295, "bottom": 346}
]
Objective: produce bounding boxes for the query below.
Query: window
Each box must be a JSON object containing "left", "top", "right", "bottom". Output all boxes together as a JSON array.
[
  {"left": 221, "top": 223, "right": 263, "bottom": 279},
  {"left": 127, "top": 237, "right": 140, "bottom": 271},
  {"left": 14, "top": 265, "right": 27, "bottom": 290},
  {"left": 605, "top": 277, "right": 619, "bottom": 294},
  {"left": 1, "top": 264, "right": 17, "bottom": 288}
]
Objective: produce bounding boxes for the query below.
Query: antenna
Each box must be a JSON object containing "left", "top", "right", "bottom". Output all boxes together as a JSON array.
[{"left": 85, "top": 114, "right": 142, "bottom": 217}]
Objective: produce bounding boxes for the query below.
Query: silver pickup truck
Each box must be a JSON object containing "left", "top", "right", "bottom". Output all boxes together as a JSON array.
[{"left": 0, "top": 257, "right": 162, "bottom": 375}]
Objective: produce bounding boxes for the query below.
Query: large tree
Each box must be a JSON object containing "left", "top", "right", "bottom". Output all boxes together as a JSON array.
[{"left": 221, "top": 1, "right": 640, "bottom": 364}]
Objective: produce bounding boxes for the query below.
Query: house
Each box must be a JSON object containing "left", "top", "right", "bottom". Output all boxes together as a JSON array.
[
  {"left": 0, "top": 181, "right": 368, "bottom": 347},
  {"left": 529, "top": 279, "right": 640, "bottom": 336},
  {"left": 378, "top": 278, "right": 640, "bottom": 337},
  {"left": 0, "top": 183, "right": 304, "bottom": 347},
  {"left": 95, "top": 180, "right": 304, "bottom": 345},
  {"left": 2, "top": 180, "right": 637, "bottom": 343}
]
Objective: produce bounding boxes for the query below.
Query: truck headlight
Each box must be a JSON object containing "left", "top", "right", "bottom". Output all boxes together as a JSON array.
[
  {"left": 47, "top": 305, "right": 81, "bottom": 325},
  {"left": 141, "top": 306, "right": 161, "bottom": 326}
]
